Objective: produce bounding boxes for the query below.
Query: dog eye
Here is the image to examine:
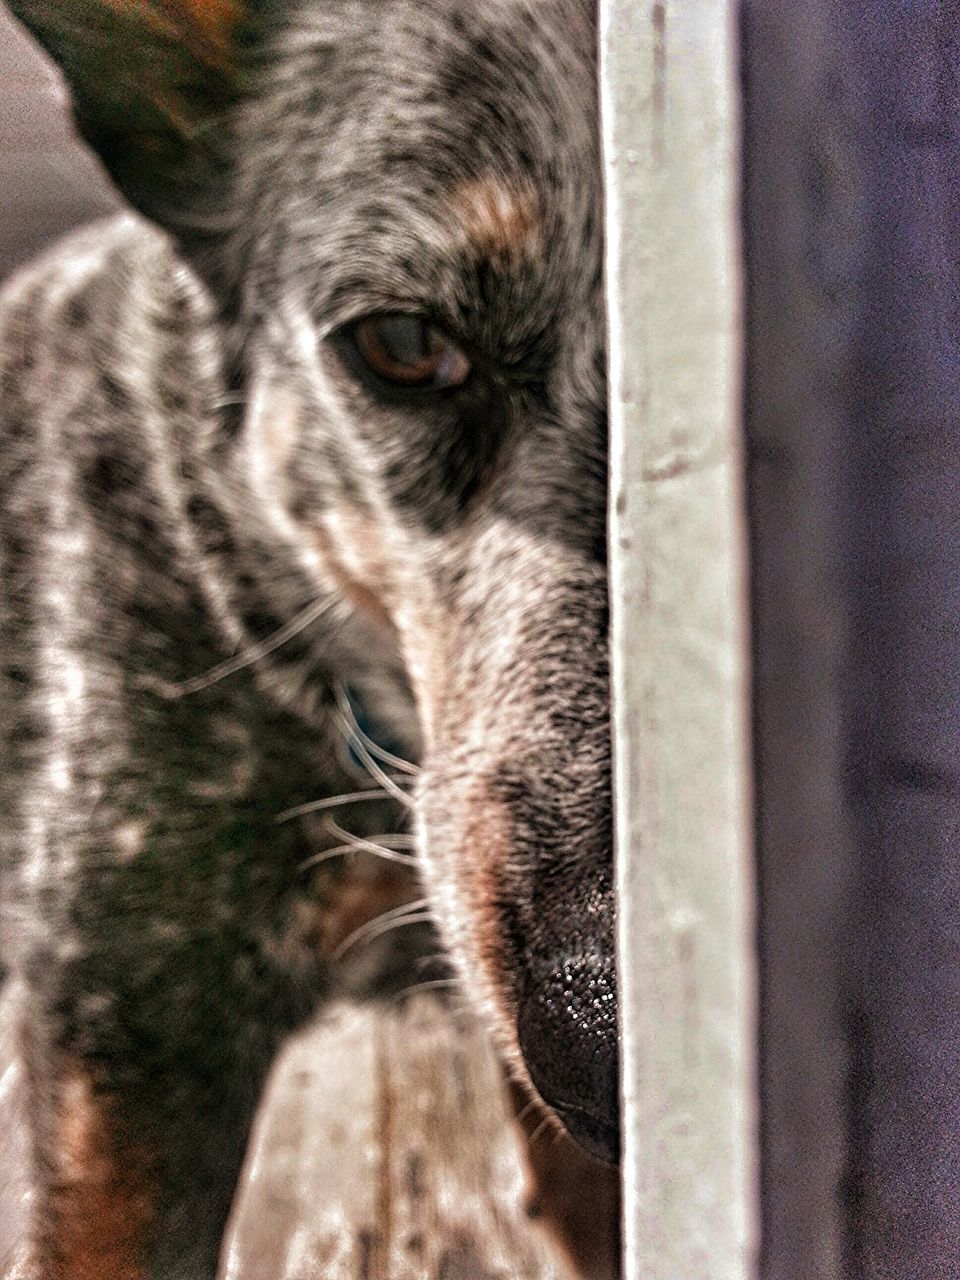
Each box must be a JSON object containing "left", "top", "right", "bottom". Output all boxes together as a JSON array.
[{"left": 350, "top": 315, "right": 471, "bottom": 390}]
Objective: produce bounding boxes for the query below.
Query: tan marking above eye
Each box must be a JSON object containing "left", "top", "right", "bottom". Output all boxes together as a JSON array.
[{"left": 449, "top": 176, "right": 542, "bottom": 263}]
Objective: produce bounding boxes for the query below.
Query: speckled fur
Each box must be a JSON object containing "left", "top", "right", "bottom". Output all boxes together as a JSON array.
[{"left": 0, "top": 2, "right": 614, "bottom": 1275}]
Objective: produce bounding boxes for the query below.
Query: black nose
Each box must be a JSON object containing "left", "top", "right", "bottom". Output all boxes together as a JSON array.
[{"left": 517, "top": 951, "right": 619, "bottom": 1164}]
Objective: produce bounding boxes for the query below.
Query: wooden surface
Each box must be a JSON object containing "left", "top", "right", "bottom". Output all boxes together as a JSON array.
[
  {"left": 601, "top": 2, "right": 757, "bottom": 1278},
  {"left": 0, "top": 988, "right": 574, "bottom": 1279},
  {"left": 0, "top": 992, "right": 31, "bottom": 1280},
  {"left": 220, "top": 999, "right": 569, "bottom": 1280}
]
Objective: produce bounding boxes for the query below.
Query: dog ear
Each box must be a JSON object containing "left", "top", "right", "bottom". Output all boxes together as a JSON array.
[{"left": 9, "top": 1, "right": 255, "bottom": 241}]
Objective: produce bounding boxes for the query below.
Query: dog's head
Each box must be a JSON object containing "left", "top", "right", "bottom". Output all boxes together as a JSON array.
[{"left": 13, "top": 0, "right": 616, "bottom": 1161}]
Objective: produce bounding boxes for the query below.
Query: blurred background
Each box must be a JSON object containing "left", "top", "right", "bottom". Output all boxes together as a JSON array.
[{"left": 0, "top": 6, "right": 117, "bottom": 280}]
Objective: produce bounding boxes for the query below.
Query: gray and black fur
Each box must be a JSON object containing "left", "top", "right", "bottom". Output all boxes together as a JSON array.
[{"left": 0, "top": 2, "right": 616, "bottom": 1276}]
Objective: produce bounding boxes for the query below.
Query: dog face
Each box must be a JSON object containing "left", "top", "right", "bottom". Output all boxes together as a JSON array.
[{"left": 13, "top": 0, "right": 617, "bottom": 1161}]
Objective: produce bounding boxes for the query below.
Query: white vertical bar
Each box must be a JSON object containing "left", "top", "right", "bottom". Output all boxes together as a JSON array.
[{"left": 601, "top": 4, "right": 758, "bottom": 1278}]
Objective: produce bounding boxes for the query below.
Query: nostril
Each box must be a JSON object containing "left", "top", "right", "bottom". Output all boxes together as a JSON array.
[{"left": 517, "top": 952, "right": 619, "bottom": 1164}]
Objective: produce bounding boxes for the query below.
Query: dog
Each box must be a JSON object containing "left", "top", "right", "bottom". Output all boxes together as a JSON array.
[{"left": 0, "top": 1, "right": 617, "bottom": 1275}]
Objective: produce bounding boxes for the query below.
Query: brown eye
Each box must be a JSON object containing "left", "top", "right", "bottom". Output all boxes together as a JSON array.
[{"left": 351, "top": 315, "right": 471, "bottom": 390}]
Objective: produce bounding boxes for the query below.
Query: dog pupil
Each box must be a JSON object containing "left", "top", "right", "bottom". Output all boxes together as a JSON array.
[{"left": 377, "top": 315, "right": 434, "bottom": 366}]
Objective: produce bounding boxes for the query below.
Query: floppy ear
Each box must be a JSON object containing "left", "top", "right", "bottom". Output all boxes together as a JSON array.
[{"left": 8, "top": 0, "right": 252, "bottom": 240}]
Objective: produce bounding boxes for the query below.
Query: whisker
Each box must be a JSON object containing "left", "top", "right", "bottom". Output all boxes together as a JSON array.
[
  {"left": 334, "top": 681, "right": 421, "bottom": 776},
  {"left": 528, "top": 1112, "right": 561, "bottom": 1150},
  {"left": 390, "top": 977, "right": 462, "bottom": 1002},
  {"left": 363, "top": 742, "right": 419, "bottom": 776},
  {"left": 162, "top": 596, "right": 334, "bottom": 697},
  {"left": 515, "top": 1097, "right": 542, "bottom": 1128},
  {"left": 298, "top": 833, "right": 416, "bottom": 872},
  {"left": 276, "top": 788, "right": 395, "bottom": 824},
  {"left": 349, "top": 896, "right": 430, "bottom": 928},
  {"left": 334, "top": 732, "right": 376, "bottom": 784},
  {"left": 336, "top": 723, "right": 415, "bottom": 809},
  {"left": 448, "top": 1002, "right": 479, "bottom": 1022},
  {"left": 325, "top": 818, "right": 416, "bottom": 856},
  {"left": 415, "top": 951, "right": 455, "bottom": 973},
  {"left": 329, "top": 830, "right": 417, "bottom": 851},
  {"left": 333, "top": 687, "right": 415, "bottom": 810},
  {"left": 332, "top": 898, "right": 432, "bottom": 962},
  {"left": 331, "top": 708, "right": 415, "bottom": 787},
  {"left": 338, "top": 910, "right": 434, "bottom": 959}
]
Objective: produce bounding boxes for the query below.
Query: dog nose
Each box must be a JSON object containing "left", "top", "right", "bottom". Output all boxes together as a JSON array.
[{"left": 517, "top": 951, "right": 620, "bottom": 1163}]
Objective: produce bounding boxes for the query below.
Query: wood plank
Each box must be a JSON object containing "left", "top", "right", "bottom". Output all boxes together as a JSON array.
[
  {"left": 0, "top": 987, "right": 32, "bottom": 1280},
  {"left": 600, "top": 1, "right": 757, "bottom": 1277},
  {"left": 219, "top": 999, "right": 568, "bottom": 1280}
]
